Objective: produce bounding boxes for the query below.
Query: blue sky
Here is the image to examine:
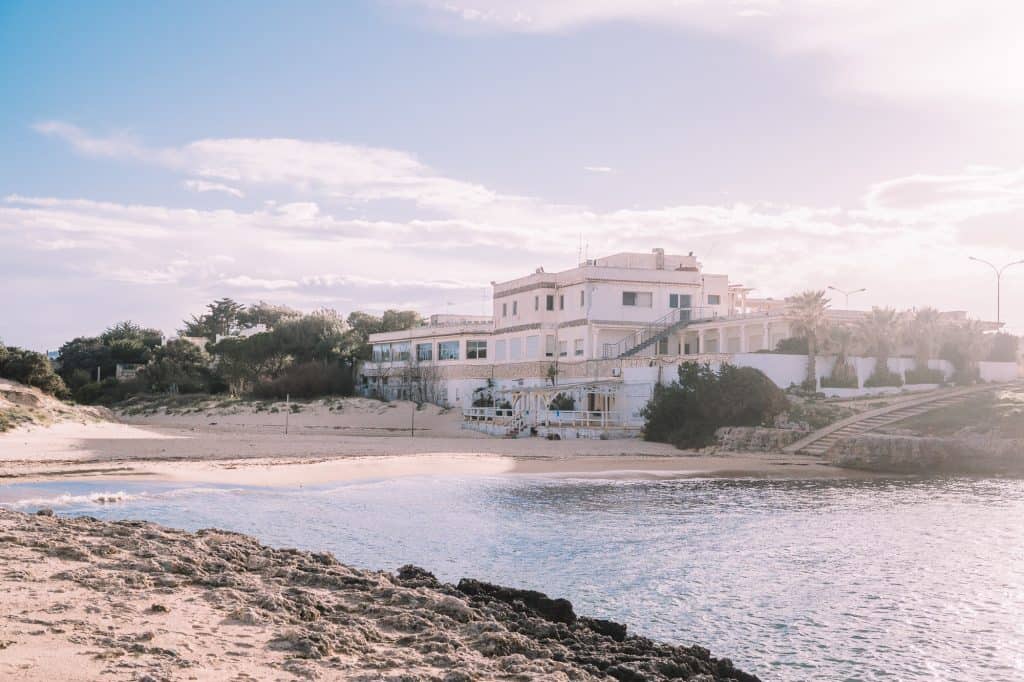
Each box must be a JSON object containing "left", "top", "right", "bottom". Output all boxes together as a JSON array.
[{"left": 3, "top": 0, "right": 1024, "bottom": 349}]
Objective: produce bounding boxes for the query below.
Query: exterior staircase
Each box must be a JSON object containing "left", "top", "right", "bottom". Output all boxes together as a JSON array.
[
  {"left": 603, "top": 308, "right": 712, "bottom": 359},
  {"left": 504, "top": 411, "right": 528, "bottom": 438},
  {"left": 785, "top": 382, "right": 1023, "bottom": 456}
]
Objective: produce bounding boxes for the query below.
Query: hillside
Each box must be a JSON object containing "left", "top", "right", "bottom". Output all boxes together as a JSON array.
[{"left": 0, "top": 378, "right": 110, "bottom": 433}]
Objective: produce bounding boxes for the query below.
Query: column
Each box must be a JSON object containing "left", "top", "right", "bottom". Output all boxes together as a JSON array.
[
  {"left": 739, "top": 324, "right": 748, "bottom": 353},
  {"left": 697, "top": 330, "right": 705, "bottom": 355},
  {"left": 762, "top": 322, "right": 771, "bottom": 351}
]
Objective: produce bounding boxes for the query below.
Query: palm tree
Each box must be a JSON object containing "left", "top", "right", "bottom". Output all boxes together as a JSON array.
[
  {"left": 858, "top": 307, "right": 900, "bottom": 377},
  {"left": 787, "top": 290, "right": 831, "bottom": 389},
  {"left": 825, "top": 323, "right": 858, "bottom": 387},
  {"left": 902, "top": 307, "right": 942, "bottom": 371}
]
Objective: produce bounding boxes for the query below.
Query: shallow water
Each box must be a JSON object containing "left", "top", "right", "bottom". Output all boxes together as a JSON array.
[{"left": 3, "top": 475, "right": 1023, "bottom": 680}]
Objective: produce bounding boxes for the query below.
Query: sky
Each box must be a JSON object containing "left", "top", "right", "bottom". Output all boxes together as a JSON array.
[{"left": 3, "top": 0, "right": 1024, "bottom": 351}]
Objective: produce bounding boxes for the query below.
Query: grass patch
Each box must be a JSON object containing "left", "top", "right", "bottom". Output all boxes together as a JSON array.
[{"left": 892, "top": 391, "right": 1024, "bottom": 438}]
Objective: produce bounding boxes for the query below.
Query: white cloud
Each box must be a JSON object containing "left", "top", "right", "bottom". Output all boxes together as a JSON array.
[
  {"left": 403, "top": 0, "right": 1024, "bottom": 105},
  {"left": 219, "top": 275, "right": 299, "bottom": 290},
  {"left": 183, "top": 179, "right": 245, "bottom": 198},
  {"left": 584, "top": 166, "right": 614, "bottom": 173}
]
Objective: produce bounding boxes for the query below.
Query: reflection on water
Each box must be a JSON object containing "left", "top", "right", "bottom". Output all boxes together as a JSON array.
[{"left": 3, "top": 475, "right": 1024, "bottom": 681}]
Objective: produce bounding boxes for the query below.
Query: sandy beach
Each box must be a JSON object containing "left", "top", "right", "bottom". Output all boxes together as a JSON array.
[{"left": 0, "top": 395, "right": 865, "bottom": 486}]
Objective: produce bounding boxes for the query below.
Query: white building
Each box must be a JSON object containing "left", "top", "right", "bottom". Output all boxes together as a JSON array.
[
  {"left": 362, "top": 249, "right": 795, "bottom": 436},
  {"left": 361, "top": 248, "right": 1015, "bottom": 438}
]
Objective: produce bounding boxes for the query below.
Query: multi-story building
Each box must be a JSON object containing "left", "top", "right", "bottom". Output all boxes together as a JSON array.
[{"left": 361, "top": 249, "right": 794, "bottom": 435}]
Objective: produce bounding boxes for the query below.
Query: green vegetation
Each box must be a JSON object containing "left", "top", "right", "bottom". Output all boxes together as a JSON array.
[
  {"left": 548, "top": 392, "right": 576, "bottom": 411},
  {"left": 786, "top": 290, "right": 830, "bottom": 389},
  {"left": 45, "top": 299, "right": 420, "bottom": 406},
  {"left": 642, "top": 362, "right": 788, "bottom": 449},
  {"left": 903, "top": 367, "right": 945, "bottom": 385},
  {"left": 0, "top": 343, "right": 68, "bottom": 398}
]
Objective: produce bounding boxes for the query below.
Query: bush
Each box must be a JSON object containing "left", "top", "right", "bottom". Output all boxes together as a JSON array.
[
  {"left": 642, "top": 362, "right": 788, "bottom": 449},
  {"left": 863, "top": 368, "right": 904, "bottom": 388},
  {"left": 821, "top": 360, "right": 858, "bottom": 389},
  {"left": 73, "top": 377, "right": 143, "bottom": 404},
  {"left": 774, "top": 337, "right": 809, "bottom": 355},
  {"left": 251, "top": 362, "right": 354, "bottom": 399},
  {"left": 549, "top": 392, "right": 576, "bottom": 411},
  {"left": 0, "top": 346, "right": 69, "bottom": 398},
  {"left": 904, "top": 367, "right": 945, "bottom": 385}
]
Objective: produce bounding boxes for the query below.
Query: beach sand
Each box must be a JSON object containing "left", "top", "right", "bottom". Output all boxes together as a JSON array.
[{"left": 0, "top": 396, "right": 869, "bottom": 485}]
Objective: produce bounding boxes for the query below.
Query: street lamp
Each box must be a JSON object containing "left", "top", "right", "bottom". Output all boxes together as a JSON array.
[
  {"left": 968, "top": 256, "right": 1024, "bottom": 325},
  {"left": 827, "top": 286, "right": 867, "bottom": 309}
]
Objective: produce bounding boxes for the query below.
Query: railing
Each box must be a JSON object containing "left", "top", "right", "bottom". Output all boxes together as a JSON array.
[
  {"left": 536, "top": 409, "right": 639, "bottom": 428},
  {"left": 601, "top": 307, "right": 717, "bottom": 359},
  {"left": 463, "top": 407, "right": 516, "bottom": 424}
]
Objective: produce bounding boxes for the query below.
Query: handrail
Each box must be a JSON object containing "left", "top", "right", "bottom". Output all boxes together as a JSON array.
[{"left": 601, "top": 307, "right": 717, "bottom": 359}]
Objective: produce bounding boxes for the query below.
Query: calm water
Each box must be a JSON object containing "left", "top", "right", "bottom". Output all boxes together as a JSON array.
[{"left": 3, "top": 475, "right": 1023, "bottom": 681}]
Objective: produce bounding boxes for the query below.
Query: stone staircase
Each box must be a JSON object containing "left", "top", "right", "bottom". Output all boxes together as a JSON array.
[{"left": 785, "top": 382, "right": 1022, "bottom": 456}]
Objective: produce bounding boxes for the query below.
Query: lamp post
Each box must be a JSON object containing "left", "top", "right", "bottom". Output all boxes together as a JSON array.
[
  {"left": 968, "top": 256, "right": 1024, "bottom": 325},
  {"left": 827, "top": 286, "right": 866, "bottom": 309}
]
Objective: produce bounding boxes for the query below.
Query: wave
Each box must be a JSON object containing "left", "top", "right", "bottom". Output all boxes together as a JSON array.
[{"left": 3, "top": 490, "right": 139, "bottom": 509}]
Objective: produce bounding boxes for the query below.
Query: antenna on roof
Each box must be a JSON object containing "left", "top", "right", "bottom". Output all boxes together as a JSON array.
[{"left": 577, "top": 233, "right": 583, "bottom": 265}]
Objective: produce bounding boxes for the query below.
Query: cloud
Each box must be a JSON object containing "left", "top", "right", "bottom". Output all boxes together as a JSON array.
[
  {"left": 219, "top": 275, "right": 299, "bottom": 290},
  {"left": 183, "top": 179, "right": 245, "bottom": 198},
  {"left": 402, "top": 0, "right": 1024, "bottom": 105},
  {"left": 15, "top": 126, "right": 1024, "bottom": 341},
  {"left": 583, "top": 166, "right": 614, "bottom": 173}
]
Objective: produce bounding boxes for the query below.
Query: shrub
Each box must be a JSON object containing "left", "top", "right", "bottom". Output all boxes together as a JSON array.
[
  {"left": 73, "top": 377, "right": 143, "bottom": 404},
  {"left": 863, "top": 368, "right": 904, "bottom": 388},
  {"left": 549, "top": 392, "right": 576, "bottom": 411},
  {"left": 642, "top": 362, "right": 788, "bottom": 449},
  {"left": 904, "top": 367, "right": 945, "bottom": 385},
  {"left": 251, "top": 362, "right": 354, "bottom": 399},
  {"left": 821, "top": 360, "right": 858, "bottom": 389},
  {"left": 0, "top": 346, "right": 69, "bottom": 398},
  {"left": 774, "top": 337, "right": 809, "bottom": 355}
]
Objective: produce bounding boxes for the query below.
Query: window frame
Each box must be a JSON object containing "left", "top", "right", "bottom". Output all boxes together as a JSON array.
[
  {"left": 416, "top": 343, "right": 433, "bottom": 362},
  {"left": 466, "top": 340, "right": 488, "bottom": 360},
  {"left": 438, "top": 340, "right": 460, "bottom": 361}
]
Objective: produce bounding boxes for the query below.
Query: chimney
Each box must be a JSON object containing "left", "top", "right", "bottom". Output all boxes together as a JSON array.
[{"left": 652, "top": 247, "right": 665, "bottom": 269}]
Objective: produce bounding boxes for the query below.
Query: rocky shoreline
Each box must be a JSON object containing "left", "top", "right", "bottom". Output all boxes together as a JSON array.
[{"left": 0, "top": 509, "right": 759, "bottom": 681}]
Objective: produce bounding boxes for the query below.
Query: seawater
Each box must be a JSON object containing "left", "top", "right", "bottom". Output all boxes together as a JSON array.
[{"left": 3, "top": 476, "right": 1023, "bottom": 681}]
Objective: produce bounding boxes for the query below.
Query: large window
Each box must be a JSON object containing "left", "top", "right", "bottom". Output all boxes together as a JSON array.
[
  {"left": 495, "top": 339, "right": 507, "bottom": 362},
  {"left": 669, "top": 293, "right": 692, "bottom": 309},
  {"left": 580, "top": 290, "right": 585, "bottom": 307},
  {"left": 392, "top": 342, "right": 410, "bottom": 362},
  {"left": 559, "top": 295, "right": 564, "bottom": 310},
  {"left": 510, "top": 337, "right": 522, "bottom": 360},
  {"left": 512, "top": 300, "right": 518, "bottom": 315},
  {"left": 546, "top": 294, "right": 555, "bottom": 311},
  {"left": 623, "top": 291, "right": 653, "bottom": 307},
  {"left": 558, "top": 340, "right": 568, "bottom": 357},
  {"left": 416, "top": 343, "right": 432, "bottom": 362},
  {"left": 574, "top": 338, "right": 585, "bottom": 356},
  {"left": 534, "top": 296, "right": 539, "bottom": 311},
  {"left": 525, "top": 335, "right": 540, "bottom": 359},
  {"left": 502, "top": 302, "right": 507, "bottom": 317},
  {"left": 467, "top": 340, "right": 487, "bottom": 359},
  {"left": 372, "top": 344, "right": 390, "bottom": 362},
  {"left": 707, "top": 294, "right": 721, "bottom": 305},
  {"left": 545, "top": 334, "right": 556, "bottom": 358},
  {"left": 438, "top": 340, "right": 460, "bottom": 360}
]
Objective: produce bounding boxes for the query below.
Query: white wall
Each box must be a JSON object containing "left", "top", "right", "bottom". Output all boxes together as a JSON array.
[{"left": 978, "top": 361, "right": 1019, "bottom": 382}]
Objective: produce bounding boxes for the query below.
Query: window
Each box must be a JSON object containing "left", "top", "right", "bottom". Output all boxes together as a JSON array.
[
  {"left": 438, "top": 340, "right": 459, "bottom": 360},
  {"left": 372, "top": 344, "right": 390, "bottom": 362},
  {"left": 534, "top": 296, "right": 539, "bottom": 311},
  {"left": 512, "top": 300, "right": 518, "bottom": 315},
  {"left": 546, "top": 295, "right": 555, "bottom": 311},
  {"left": 545, "top": 335, "right": 556, "bottom": 357},
  {"left": 559, "top": 295, "right": 564, "bottom": 310},
  {"left": 580, "top": 290, "right": 585, "bottom": 307},
  {"left": 416, "top": 343, "right": 432, "bottom": 362},
  {"left": 510, "top": 337, "right": 523, "bottom": 360},
  {"left": 622, "top": 291, "right": 653, "bottom": 307},
  {"left": 467, "top": 340, "right": 487, "bottom": 359},
  {"left": 502, "top": 302, "right": 507, "bottom": 317},
  {"left": 393, "top": 342, "right": 410, "bottom": 362},
  {"left": 707, "top": 294, "right": 721, "bottom": 305},
  {"left": 525, "top": 335, "right": 540, "bottom": 359},
  {"left": 669, "top": 294, "right": 692, "bottom": 309},
  {"left": 574, "top": 339, "right": 584, "bottom": 356},
  {"left": 558, "top": 340, "right": 568, "bottom": 357},
  {"left": 495, "top": 339, "right": 507, "bottom": 362}
]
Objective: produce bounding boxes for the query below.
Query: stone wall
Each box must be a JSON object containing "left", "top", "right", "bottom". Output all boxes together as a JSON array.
[{"left": 829, "top": 433, "right": 1024, "bottom": 475}]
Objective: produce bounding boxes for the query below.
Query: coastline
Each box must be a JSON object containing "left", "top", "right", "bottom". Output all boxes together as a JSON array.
[
  {"left": 0, "top": 508, "right": 760, "bottom": 681},
  {"left": 0, "top": 419, "right": 872, "bottom": 486}
]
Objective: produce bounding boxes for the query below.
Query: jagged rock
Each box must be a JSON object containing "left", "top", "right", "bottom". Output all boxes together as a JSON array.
[
  {"left": 456, "top": 579, "right": 576, "bottom": 625},
  {"left": 829, "top": 434, "right": 1024, "bottom": 475}
]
